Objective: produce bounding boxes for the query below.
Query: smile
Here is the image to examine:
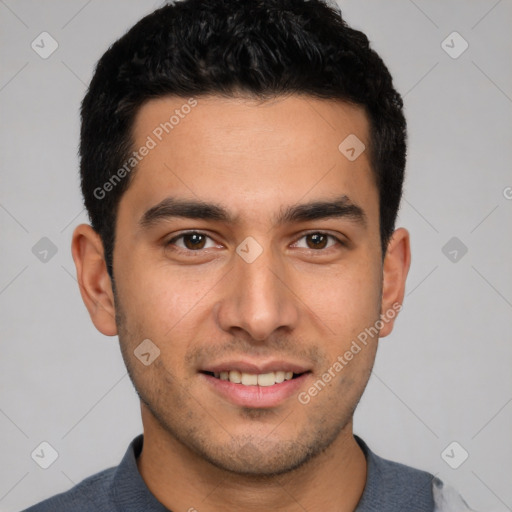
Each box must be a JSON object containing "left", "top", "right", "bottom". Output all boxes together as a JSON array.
[
  {"left": 209, "top": 370, "right": 297, "bottom": 386},
  {"left": 201, "top": 371, "right": 311, "bottom": 408}
]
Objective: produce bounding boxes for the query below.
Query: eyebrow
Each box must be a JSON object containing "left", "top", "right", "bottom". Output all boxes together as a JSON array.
[{"left": 139, "top": 195, "right": 367, "bottom": 229}]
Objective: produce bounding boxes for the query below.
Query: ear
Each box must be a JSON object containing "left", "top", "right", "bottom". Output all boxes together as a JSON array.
[
  {"left": 379, "top": 227, "right": 411, "bottom": 338},
  {"left": 71, "top": 224, "right": 118, "bottom": 336}
]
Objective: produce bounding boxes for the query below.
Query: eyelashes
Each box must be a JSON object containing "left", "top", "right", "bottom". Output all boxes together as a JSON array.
[{"left": 165, "top": 230, "right": 346, "bottom": 256}]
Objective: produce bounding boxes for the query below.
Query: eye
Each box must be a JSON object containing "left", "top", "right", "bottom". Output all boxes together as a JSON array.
[
  {"left": 165, "top": 230, "right": 344, "bottom": 255},
  {"left": 292, "top": 232, "right": 342, "bottom": 251},
  {"left": 167, "top": 231, "right": 218, "bottom": 251}
]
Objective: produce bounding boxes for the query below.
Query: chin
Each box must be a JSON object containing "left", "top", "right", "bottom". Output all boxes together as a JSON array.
[
  {"left": 202, "top": 442, "right": 315, "bottom": 477},
  {"left": 193, "top": 424, "right": 341, "bottom": 478}
]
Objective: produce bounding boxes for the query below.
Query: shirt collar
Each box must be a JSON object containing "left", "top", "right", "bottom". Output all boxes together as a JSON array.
[{"left": 111, "top": 434, "right": 170, "bottom": 511}]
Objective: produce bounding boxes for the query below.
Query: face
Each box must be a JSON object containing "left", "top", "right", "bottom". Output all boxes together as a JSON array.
[{"left": 76, "top": 94, "right": 409, "bottom": 476}]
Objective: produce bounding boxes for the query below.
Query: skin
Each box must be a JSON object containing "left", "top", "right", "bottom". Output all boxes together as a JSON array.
[{"left": 72, "top": 94, "right": 410, "bottom": 512}]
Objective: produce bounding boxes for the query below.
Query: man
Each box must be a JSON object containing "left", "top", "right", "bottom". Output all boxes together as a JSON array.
[{"left": 24, "top": 0, "right": 475, "bottom": 510}]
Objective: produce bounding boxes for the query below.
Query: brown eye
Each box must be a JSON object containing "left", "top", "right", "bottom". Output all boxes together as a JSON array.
[
  {"left": 305, "top": 233, "right": 328, "bottom": 249},
  {"left": 182, "top": 233, "right": 207, "bottom": 250},
  {"left": 292, "top": 231, "right": 347, "bottom": 256},
  {"left": 167, "top": 232, "right": 216, "bottom": 251},
  {"left": 291, "top": 232, "right": 342, "bottom": 252}
]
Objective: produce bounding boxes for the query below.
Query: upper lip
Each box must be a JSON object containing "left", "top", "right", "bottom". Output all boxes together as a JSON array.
[{"left": 201, "top": 360, "right": 311, "bottom": 375}]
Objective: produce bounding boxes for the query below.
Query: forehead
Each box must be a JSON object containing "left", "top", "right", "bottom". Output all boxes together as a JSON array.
[{"left": 121, "top": 94, "right": 377, "bottom": 227}]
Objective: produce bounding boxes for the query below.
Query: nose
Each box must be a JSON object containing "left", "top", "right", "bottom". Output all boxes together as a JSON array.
[{"left": 214, "top": 241, "right": 300, "bottom": 342}]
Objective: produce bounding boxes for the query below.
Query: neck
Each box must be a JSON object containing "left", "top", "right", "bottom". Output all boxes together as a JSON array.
[{"left": 136, "top": 407, "right": 367, "bottom": 512}]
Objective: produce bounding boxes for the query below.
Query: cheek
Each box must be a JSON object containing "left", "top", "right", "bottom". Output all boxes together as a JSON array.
[
  {"left": 304, "top": 257, "right": 382, "bottom": 343},
  {"left": 115, "top": 263, "right": 221, "bottom": 351}
]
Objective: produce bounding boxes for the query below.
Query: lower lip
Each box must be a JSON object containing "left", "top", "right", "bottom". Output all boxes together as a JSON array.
[{"left": 201, "top": 373, "right": 310, "bottom": 408}]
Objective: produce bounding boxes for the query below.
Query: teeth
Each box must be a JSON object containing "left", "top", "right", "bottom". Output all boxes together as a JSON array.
[
  {"left": 257, "top": 372, "right": 275, "bottom": 387},
  {"left": 212, "top": 370, "right": 297, "bottom": 386},
  {"left": 241, "top": 373, "right": 258, "bottom": 385},
  {"left": 229, "top": 370, "right": 242, "bottom": 383}
]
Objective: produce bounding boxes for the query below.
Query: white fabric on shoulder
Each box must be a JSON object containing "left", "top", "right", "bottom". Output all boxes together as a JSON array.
[{"left": 433, "top": 477, "right": 476, "bottom": 512}]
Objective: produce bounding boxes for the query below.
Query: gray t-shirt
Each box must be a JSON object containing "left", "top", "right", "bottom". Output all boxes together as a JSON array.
[{"left": 22, "top": 434, "right": 474, "bottom": 511}]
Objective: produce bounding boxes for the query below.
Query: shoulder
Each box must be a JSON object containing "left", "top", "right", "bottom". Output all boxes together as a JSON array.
[
  {"left": 355, "top": 436, "right": 475, "bottom": 512},
  {"left": 22, "top": 435, "right": 169, "bottom": 512},
  {"left": 22, "top": 466, "right": 117, "bottom": 512},
  {"left": 358, "top": 439, "right": 435, "bottom": 511}
]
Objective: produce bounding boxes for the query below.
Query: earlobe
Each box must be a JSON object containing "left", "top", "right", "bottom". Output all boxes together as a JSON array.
[
  {"left": 379, "top": 228, "right": 411, "bottom": 338},
  {"left": 71, "top": 224, "right": 118, "bottom": 336}
]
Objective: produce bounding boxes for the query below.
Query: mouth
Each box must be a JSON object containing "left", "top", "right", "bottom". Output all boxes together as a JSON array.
[
  {"left": 199, "top": 362, "right": 312, "bottom": 408},
  {"left": 201, "top": 370, "right": 307, "bottom": 387}
]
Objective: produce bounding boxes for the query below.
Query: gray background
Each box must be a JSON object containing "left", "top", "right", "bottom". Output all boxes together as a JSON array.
[{"left": 1, "top": 0, "right": 511, "bottom": 511}]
